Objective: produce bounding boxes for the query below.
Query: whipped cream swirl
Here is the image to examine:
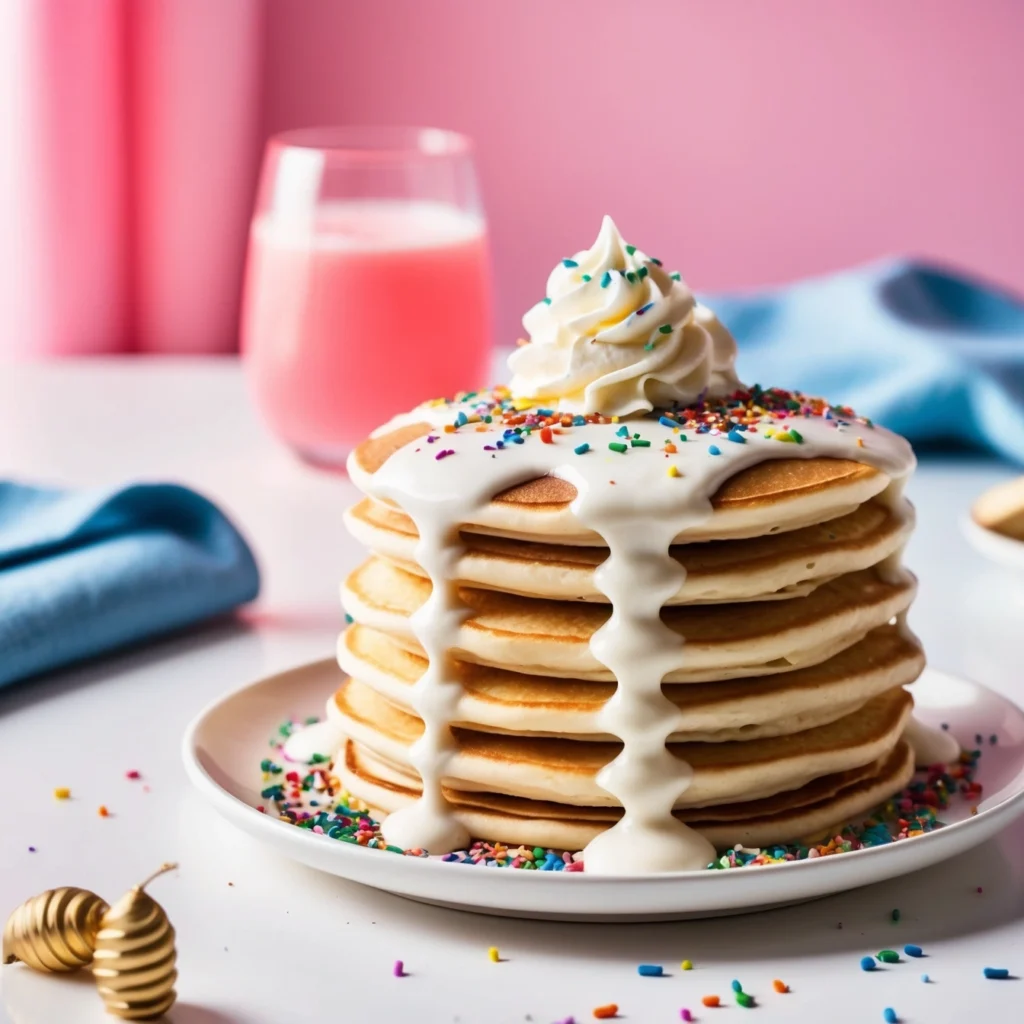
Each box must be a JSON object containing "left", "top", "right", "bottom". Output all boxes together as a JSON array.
[{"left": 508, "top": 216, "right": 741, "bottom": 418}]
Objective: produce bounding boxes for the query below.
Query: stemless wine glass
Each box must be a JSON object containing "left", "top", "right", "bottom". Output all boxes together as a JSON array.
[{"left": 241, "top": 126, "right": 492, "bottom": 467}]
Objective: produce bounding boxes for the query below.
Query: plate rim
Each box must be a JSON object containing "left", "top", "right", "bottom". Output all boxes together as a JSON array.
[
  {"left": 963, "top": 513, "right": 1024, "bottom": 571},
  {"left": 181, "top": 659, "right": 1024, "bottom": 893}
]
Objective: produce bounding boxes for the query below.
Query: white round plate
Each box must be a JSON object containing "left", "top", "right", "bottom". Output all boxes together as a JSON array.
[
  {"left": 964, "top": 514, "right": 1024, "bottom": 573},
  {"left": 182, "top": 660, "right": 1024, "bottom": 921}
]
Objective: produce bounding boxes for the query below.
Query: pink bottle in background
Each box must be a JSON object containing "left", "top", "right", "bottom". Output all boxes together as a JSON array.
[
  {"left": 242, "top": 128, "right": 493, "bottom": 466},
  {"left": 132, "top": 0, "right": 264, "bottom": 354},
  {"left": 0, "top": 0, "right": 264, "bottom": 357},
  {"left": 0, "top": 0, "right": 128, "bottom": 356}
]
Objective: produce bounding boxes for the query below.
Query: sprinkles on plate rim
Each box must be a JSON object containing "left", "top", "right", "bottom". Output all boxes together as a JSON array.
[{"left": 257, "top": 719, "right": 982, "bottom": 872}]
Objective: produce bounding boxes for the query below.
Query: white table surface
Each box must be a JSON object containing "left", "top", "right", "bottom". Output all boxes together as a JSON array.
[{"left": 2, "top": 358, "right": 1024, "bottom": 1024}]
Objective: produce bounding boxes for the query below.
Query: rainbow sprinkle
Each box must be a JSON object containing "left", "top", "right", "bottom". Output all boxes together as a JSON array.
[{"left": 412, "top": 383, "right": 877, "bottom": 463}]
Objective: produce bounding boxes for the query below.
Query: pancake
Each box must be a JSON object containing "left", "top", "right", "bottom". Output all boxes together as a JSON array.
[
  {"left": 336, "top": 737, "right": 916, "bottom": 851},
  {"left": 342, "top": 557, "right": 917, "bottom": 682},
  {"left": 331, "top": 679, "right": 913, "bottom": 809},
  {"left": 350, "top": 426, "right": 890, "bottom": 544},
  {"left": 345, "top": 496, "right": 914, "bottom": 605},
  {"left": 337, "top": 622, "right": 925, "bottom": 741}
]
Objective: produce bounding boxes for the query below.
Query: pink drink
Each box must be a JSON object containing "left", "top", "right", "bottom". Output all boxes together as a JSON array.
[{"left": 243, "top": 199, "right": 492, "bottom": 462}]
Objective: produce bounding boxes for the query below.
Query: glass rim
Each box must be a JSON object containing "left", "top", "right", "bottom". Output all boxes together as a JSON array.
[{"left": 268, "top": 125, "right": 474, "bottom": 162}]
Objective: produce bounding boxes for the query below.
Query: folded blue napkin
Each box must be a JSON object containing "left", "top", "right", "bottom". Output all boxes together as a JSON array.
[
  {"left": 704, "top": 258, "right": 1024, "bottom": 463},
  {"left": 0, "top": 482, "right": 260, "bottom": 689}
]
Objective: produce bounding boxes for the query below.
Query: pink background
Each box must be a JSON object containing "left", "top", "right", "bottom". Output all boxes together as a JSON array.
[{"left": 267, "top": 0, "right": 1024, "bottom": 346}]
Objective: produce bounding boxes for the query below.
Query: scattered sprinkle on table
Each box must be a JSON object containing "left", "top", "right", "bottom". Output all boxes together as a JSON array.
[
  {"left": 731, "top": 980, "right": 742, "bottom": 992},
  {"left": 638, "top": 964, "right": 663, "bottom": 977},
  {"left": 736, "top": 992, "right": 755, "bottom": 1009},
  {"left": 891, "top": 908, "right": 900, "bottom": 922},
  {"left": 883, "top": 1009, "right": 898, "bottom": 1024},
  {"left": 97, "top": 805, "right": 110, "bottom": 817},
  {"left": 701, "top": 995, "right": 720, "bottom": 1008},
  {"left": 904, "top": 944, "right": 923, "bottom": 958},
  {"left": 878, "top": 950, "right": 901, "bottom": 964},
  {"left": 574, "top": 443, "right": 590, "bottom": 455},
  {"left": 592, "top": 1004, "right": 618, "bottom": 1019},
  {"left": 125, "top": 769, "right": 141, "bottom": 780},
  {"left": 27, "top": 846, "right": 36, "bottom": 853},
  {"left": 667, "top": 464, "right": 680, "bottom": 478},
  {"left": 53, "top": 787, "right": 70, "bottom": 800},
  {"left": 681, "top": 1011, "right": 693, "bottom": 1023},
  {"left": 861, "top": 957, "right": 878, "bottom": 972},
  {"left": 921, "top": 974, "right": 930, "bottom": 983},
  {"left": 393, "top": 960, "right": 404, "bottom": 977},
  {"left": 772, "top": 979, "right": 789, "bottom": 993},
  {"left": 681, "top": 960, "right": 693, "bottom": 971},
  {"left": 708, "top": 444, "right": 721, "bottom": 456},
  {"left": 984, "top": 967, "right": 1010, "bottom": 979},
  {"left": 488, "top": 946, "right": 500, "bottom": 963}
]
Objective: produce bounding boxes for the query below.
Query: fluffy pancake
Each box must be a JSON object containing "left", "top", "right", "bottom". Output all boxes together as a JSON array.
[
  {"left": 342, "top": 557, "right": 917, "bottom": 682},
  {"left": 331, "top": 679, "right": 913, "bottom": 809},
  {"left": 336, "top": 737, "right": 915, "bottom": 851},
  {"left": 345, "top": 497, "right": 914, "bottom": 605},
  {"left": 350, "top": 427, "right": 890, "bottom": 544},
  {"left": 337, "top": 622, "right": 925, "bottom": 741}
]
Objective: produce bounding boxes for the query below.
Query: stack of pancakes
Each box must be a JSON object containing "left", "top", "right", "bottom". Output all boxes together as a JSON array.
[{"left": 331, "top": 430, "right": 922, "bottom": 851}]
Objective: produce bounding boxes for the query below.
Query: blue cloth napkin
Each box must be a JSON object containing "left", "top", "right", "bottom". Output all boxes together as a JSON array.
[
  {"left": 703, "top": 258, "right": 1024, "bottom": 463},
  {"left": 0, "top": 482, "right": 260, "bottom": 689}
]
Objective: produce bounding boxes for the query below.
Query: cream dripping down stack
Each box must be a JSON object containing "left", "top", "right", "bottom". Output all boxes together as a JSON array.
[{"left": 320, "top": 216, "right": 959, "bottom": 875}]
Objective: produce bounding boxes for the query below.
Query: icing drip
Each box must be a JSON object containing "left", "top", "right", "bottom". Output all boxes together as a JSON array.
[
  {"left": 283, "top": 720, "right": 345, "bottom": 764},
  {"left": 903, "top": 717, "right": 961, "bottom": 766},
  {"left": 373, "top": 492, "right": 473, "bottom": 852},
  {"left": 346, "top": 410, "right": 918, "bottom": 872},
  {"left": 583, "top": 516, "right": 716, "bottom": 872}
]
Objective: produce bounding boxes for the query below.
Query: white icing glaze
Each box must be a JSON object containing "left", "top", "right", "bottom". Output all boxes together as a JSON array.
[
  {"left": 282, "top": 719, "right": 345, "bottom": 764},
  {"left": 507, "top": 216, "right": 740, "bottom": 417},
  {"left": 345, "top": 404, "right": 917, "bottom": 873},
  {"left": 903, "top": 717, "right": 961, "bottom": 766}
]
